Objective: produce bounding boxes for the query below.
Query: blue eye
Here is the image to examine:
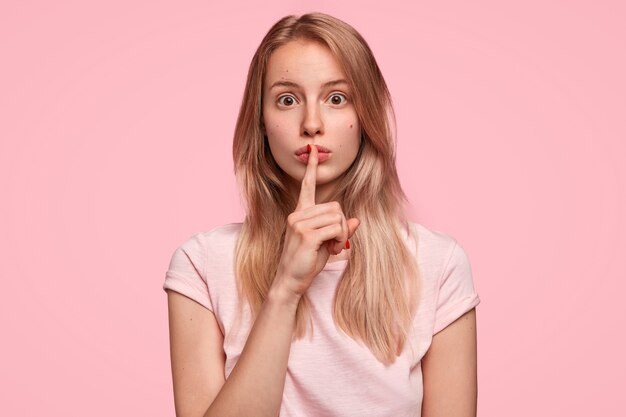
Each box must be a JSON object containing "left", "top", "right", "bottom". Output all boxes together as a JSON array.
[
  {"left": 329, "top": 93, "right": 348, "bottom": 105},
  {"left": 277, "top": 95, "right": 297, "bottom": 106}
]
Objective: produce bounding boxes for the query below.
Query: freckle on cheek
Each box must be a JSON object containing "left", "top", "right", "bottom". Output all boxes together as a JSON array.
[{"left": 350, "top": 124, "right": 353, "bottom": 128}]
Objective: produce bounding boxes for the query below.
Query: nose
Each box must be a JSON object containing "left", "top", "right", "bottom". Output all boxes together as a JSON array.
[{"left": 301, "top": 103, "right": 324, "bottom": 138}]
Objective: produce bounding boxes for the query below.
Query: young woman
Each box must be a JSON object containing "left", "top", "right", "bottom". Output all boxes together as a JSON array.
[{"left": 164, "top": 12, "right": 480, "bottom": 417}]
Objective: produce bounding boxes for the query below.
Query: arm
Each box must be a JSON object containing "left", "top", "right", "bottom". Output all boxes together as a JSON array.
[
  {"left": 166, "top": 289, "right": 226, "bottom": 416},
  {"left": 167, "top": 283, "right": 300, "bottom": 417},
  {"left": 166, "top": 145, "right": 359, "bottom": 416},
  {"left": 421, "top": 308, "right": 478, "bottom": 417}
]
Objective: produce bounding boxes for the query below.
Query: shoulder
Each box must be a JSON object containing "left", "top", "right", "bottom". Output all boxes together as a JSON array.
[
  {"left": 181, "top": 222, "right": 243, "bottom": 250},
  {"left": 171, "top": 223, "right": 243, "bottom": 267},
  {"left": 406, "top": 221, "right": 475, "bottom": 290},
  {"left": 407, "top": 221, "right": 459, "bottom": 261},
  {"left": 200, "top": 222, "right": 243, "bottom": 241}
]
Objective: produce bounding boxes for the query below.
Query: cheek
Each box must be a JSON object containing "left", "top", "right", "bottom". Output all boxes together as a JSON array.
[
  {"left": 345, "top": 120, "right": 361, "bottom": 145},
  {"left": 326, "top": 115, "right": 358, "bottom": 143},
  {"left": 263, "top": 114, "right": 283, "bottom": 138},
  {"left": 264, "top": 112, "right": 297, "bottom": 138},
  {"left": 265, "top": 124, "right": 292, "bottom": 159},
  {"left": 266, "top": 125, "right": 291, "bottom": 147}
]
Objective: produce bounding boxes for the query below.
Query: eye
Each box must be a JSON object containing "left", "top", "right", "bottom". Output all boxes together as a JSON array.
[
  {"left": 329, "top": 93, "right": 348, "bottom": 106},
  {"left": 277, "top": 94, "right": 297, "bottom": 107}
]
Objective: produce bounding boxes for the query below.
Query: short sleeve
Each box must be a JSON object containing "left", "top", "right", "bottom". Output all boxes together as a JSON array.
[
  {"left": 163, "top": 233, "right": 214, "bottom": 312},
  {"left": 432, "top": 240, "right": 480, "bottom": 335}
]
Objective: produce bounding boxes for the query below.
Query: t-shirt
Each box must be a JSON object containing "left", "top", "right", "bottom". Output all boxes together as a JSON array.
[{"left": 163, "top": 221, "right": 480, "bottom": 417}]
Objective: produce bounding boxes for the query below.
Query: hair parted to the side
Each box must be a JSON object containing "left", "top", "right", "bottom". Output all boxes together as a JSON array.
[{"left": 232, "top": 12, "right": 420, "bottom": 365}]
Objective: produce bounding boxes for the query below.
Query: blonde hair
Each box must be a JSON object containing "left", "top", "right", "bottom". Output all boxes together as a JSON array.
[{"left": 232, "top": 12, "right": 420, "bottom": 365}]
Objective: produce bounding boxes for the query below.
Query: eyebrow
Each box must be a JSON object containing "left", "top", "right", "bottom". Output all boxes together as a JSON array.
[{"left": 269, "top": 79, "right": 349, "bottom": 90}]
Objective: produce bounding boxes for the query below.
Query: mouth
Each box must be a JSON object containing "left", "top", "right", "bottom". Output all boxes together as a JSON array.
[
  {"left": 294, "top": 144, "right": 332, "bottom": 163},
  {"left": 294, "top": 145, "right": 330, "bottom": 156}
]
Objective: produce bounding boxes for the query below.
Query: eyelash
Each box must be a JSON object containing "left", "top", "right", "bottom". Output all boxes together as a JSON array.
[{"left": 277, "top": 93, "right": 348, "bottom": 107}]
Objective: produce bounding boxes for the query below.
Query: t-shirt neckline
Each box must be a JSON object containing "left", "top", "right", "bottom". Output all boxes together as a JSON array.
[{"left": 323, "top": 259, "right": 349, "bottom": 271}]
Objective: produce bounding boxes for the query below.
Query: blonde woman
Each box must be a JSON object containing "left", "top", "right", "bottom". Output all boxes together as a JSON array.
[{"left": 164, "top": 12, "right": 480, "bottom": 417}]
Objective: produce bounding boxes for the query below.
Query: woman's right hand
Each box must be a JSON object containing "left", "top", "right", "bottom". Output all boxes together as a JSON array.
[{"left": 273, "top": 144, "right": 361, "bottom": 299}]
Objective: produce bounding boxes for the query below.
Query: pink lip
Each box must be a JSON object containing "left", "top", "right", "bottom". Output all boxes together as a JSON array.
[
  {"left": 294, "top": 144, "right": 332, "bottom": 163},
  {"left": 294, "top": 144, "right": 331, "bottom": 155},
  {"left": 296, "top": 152, "right": 331, "bottom": 163}
]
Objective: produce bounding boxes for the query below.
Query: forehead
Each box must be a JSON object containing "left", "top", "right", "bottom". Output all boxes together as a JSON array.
[{"left": 264, "top": 40, "right": 346, "bottom": 88}]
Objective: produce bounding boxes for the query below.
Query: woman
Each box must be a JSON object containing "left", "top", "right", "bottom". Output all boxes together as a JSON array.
[{"left": 164, "top": 12, "right": 480, "bottom": 417}]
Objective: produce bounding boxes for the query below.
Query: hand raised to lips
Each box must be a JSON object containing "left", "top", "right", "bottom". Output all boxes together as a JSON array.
[{"left": 272, "top": 143, "right": 361, "bottom": 297}]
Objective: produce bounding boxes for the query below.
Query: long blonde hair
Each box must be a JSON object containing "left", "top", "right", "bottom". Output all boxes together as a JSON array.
[{"left": 232, "top": 12, "right": 419, "bottom": 365}]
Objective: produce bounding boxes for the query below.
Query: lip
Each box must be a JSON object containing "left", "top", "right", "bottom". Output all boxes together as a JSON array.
[
  {"left": 296, "top": 152, "right": 331, "bottom": 163},
  {"left": 294, "top": 144, "right": 332, "bottom": 164},
  {"left": 294, "top": 144, "right": 331, "bottom": 155}
]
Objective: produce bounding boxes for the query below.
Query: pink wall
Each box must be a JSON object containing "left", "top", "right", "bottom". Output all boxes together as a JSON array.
[{"left": 1, "top": 1, "right": 624, "bottom": 415}]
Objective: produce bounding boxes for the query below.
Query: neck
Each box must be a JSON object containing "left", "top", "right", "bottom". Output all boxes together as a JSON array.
[{"left": 287, "top": 180, "right": 338, "bottom": 205}]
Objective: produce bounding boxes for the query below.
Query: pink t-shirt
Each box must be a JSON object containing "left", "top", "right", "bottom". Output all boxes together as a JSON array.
[{"left": 163, "top": 221, "right": 480, "bottom": 417}]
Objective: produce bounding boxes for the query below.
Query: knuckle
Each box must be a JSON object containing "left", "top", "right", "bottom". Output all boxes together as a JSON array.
[
  {"left": 331, "top": 201, "right": 342, "bottom": 211},
  {"left": 293, "top": 221, "right": 305, "bottom": 235}
]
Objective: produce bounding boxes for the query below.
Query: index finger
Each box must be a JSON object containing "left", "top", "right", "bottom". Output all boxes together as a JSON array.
[{"left": 296, "top": 144, "right": 318, "bottom": 209}]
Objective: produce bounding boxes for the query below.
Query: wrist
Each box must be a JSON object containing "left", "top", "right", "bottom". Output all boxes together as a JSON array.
[{"left": 268, "top": 277, "right": 302, "bottom": 310}]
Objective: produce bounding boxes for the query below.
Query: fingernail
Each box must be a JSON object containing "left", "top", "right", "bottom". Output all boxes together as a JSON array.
[
  {"left": 345, "top": 240, "right": 350, "bottom": 249},
  {"left": 307, "top": 144, "right": 312, "bottom": 152}
]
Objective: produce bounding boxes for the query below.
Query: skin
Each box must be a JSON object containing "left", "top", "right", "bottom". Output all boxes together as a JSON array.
[
  {"left": 421, "top": 308, "right": 478, "bottom": 417},
  {"left": 167, "top": 38, "right": 477, "bottom": 417},
  {"left": 275, "top": 144, "right": 360, "bottom": 296},
  {"left": 262, "top": 39, "right": 361, "bottom": 207}
]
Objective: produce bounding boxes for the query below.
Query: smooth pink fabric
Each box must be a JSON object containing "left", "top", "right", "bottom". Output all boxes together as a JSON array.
[{"left": 163, "top": 221, "right": 480, "bottom": 416}]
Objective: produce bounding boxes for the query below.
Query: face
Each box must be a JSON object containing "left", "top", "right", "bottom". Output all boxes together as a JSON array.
[{"left": 262, "top": 39, "right": 361, "bottom": 203}]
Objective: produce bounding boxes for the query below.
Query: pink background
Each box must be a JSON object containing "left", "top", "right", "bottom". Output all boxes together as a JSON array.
[{"left": 1, "top": 1, "right": 624, "bottom": 415}]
